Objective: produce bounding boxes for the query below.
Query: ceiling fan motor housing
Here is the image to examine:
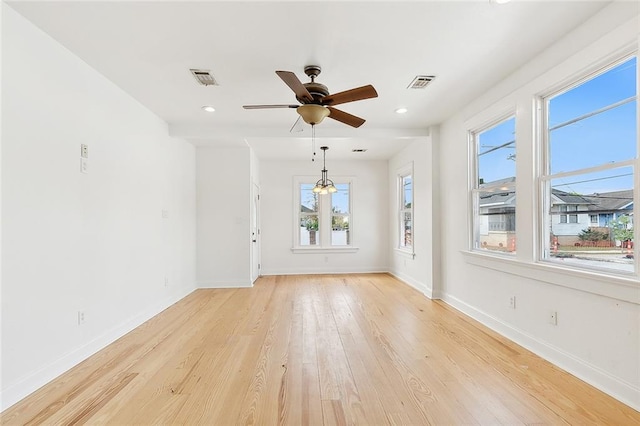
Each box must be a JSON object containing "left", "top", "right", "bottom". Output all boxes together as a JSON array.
[
  {"left": 299, "top": 82, "right": 329, "bottom": 103},
  {"left": 299, "top": 65, "right": 329, "bottom": 103}
]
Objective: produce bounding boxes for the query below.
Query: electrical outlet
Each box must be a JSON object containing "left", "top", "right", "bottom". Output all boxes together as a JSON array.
[
  {"left": 80, "top": 144, "right": 89, "bottom": 158},
  {"left": 80, "top": 157, "right": 88, "bottom": 174},
  {"left": 161, "top": 210, "right": 169, "bottom": 219},
  {"left": 164, "top": 276, "right": 169, "bottom": 287},
  {"left": 509, "top": 296, "right": 516, "bottom": 309},
  {"left": 548, "top": 310, "right": 558, "bottom": 325},
  {"left": 324, "top": 256, "right": 329, "bottom": 263},
  {"left": 78, "top": 311, "right": 85, "bottom": 325}
]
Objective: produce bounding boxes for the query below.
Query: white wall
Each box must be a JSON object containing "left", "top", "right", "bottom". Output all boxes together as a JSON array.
[
  {"left": 196, "top": 146, "right": 252, "bottom": 287},
  {"left": 1, "top": 4, "right": 197, "bottom": 410},
  {"left": 260, "top": 158, "right": 388, "bottom": 275},
  {"left": 388, "top": 134, "right": 441, "bottom": 298},
  {"left": 438, "top": 3, "right": 639, "bottom": 409}
]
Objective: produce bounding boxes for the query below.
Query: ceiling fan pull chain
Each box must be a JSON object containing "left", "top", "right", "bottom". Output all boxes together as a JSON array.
[{"left": 312, "top": 124, "right": 316, "bottom": 161}]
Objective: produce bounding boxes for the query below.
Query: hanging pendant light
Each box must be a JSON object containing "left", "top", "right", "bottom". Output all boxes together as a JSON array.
[{"left": 313, "top": 146, "right": 337, "bottom": 195}]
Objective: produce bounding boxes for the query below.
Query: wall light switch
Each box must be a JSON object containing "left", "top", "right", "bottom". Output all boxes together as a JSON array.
[
  {"left": 80, "top": 144, "right": 89, "bottom": 158},
  {"left": 80, "top": 157, "right": 88, "bottom": 174}
]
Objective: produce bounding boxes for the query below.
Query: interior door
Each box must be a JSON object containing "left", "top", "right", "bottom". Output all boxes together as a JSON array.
[{"left": 251, "top": 183, "right": 261, "bottom": 282}]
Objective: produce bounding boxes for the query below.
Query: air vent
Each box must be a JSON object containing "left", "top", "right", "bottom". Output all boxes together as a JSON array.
[
  {"left": 190, "top": 69, "right": 219, "bottom": 86},
  {"left": 352, "top": 149, "right": 367, "bottom": 153},
  {"left": 407, "top": 75, "right": 435, "bottom": 89}
]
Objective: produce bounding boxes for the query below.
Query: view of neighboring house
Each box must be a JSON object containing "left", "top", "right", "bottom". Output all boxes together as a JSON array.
[
  {"left": 478, "top": 185, "right": 633, "bottom": 248},
  {"left": 551, "top": 189, "right": 633, "bottom": 245}
]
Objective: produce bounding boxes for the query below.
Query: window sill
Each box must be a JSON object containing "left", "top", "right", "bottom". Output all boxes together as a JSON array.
[
  {"left": 291, "top": 247, "right": 359, "bottom": 254},
  {"left": 394, "top": 248, "right": 415, "bottom": 259},
  {"left": 461, "top": 250, "right": 639, "bottom": 304}
]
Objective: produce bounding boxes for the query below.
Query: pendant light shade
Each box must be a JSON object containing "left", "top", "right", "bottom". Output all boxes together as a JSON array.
[{"left": 313, "top": 146, "right": 337, "bottom": 195}]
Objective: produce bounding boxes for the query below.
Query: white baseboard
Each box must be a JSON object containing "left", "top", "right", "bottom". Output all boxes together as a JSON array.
[
  {"left": 260, "top": 267, "right": 388, "bottom": 276},
  {"left": 441, "top": 293, "right": 640, "bottom": 412},
  {"left": 388, "top": 270, "right": 433, "bottom": 299},
  {"left": 197, "top": 280, "right": 253, "bottom": 288},
  {"left": 0, "top": 285, "right": 196, "bottom": 412}
]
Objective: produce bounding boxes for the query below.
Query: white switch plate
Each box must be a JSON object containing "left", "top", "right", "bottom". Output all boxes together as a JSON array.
[
  {"left": 80, "top": 144, "right": 89, "bottom": 158},
  {"left": 80, "top": 157, "right": 88, "bottom": 174},
  {"left": 162, "top": 210, "right": 169, "bottom": 219}
]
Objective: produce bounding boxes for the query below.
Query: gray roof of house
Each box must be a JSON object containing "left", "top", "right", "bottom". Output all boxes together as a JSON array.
[
  {"left": 584, "top": 190, "right": 633, "bottom": 212},
  {"left": 551, "top": 189, "right": 592, "bottom": 205},
  {"left": 479, "top": 186, "right": 633, "bottom": 213},
  {"left": 479, "top": 192, "right": 515, "bottom": 206}
]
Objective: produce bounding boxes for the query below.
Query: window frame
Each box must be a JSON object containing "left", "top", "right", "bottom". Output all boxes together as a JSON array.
[
  {"left": 469, "top": 113, "right": 517, "bottom": 256},
  {"left": 396, "top": 163, "right": 415, "bottom": 257},
  {"left": 292, "top": 176, "right": 358, "bottom": 253},
  {"left": 537, "top": 53, "right": 638, "bottom": 277}
]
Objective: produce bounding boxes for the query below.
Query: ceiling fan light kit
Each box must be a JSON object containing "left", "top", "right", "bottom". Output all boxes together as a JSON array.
[{"left": 297, "top": 104, "right": 330, "bottom": 125}]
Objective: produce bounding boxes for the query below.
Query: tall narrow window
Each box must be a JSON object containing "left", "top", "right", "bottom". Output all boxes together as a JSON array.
[
  {"left": 471, "top": 116, "right": 517, "bottom": 254},
  {"left": 541, "top": 56, "right": 637, "bottom": 274},
  {"left": 398, "top": 165, "right": 413, "bottom": 251}
]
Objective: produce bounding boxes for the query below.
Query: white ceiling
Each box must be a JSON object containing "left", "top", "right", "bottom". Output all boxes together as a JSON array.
[{"left": 7, "top": 0, "right": 611, "bottom": 160}]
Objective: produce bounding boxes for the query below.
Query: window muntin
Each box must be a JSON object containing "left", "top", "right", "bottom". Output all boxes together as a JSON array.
[
  {"left": 472, "top": 116, "right": 517, "bottom": 254},
  {"left": 542, "top": 56, "right": 637, "bottom": 274},
  {"left": 399, "top": 171, "right": 413, "bottom": 250},
  {"left": 294, "top": 178, "right": 353, "bottom": 249}
]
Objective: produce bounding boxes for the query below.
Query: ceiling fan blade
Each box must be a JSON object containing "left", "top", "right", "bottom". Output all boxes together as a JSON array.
[
  {"left": 276, "top": 71, "right": 314, "bottom": 103},
  {"left": 243, "top": 104, "right": 299, "bottom": 109},
  {"left": 321, "top": 85, "right": 378, "bottom": 106},
  {"left": 327, "top": 107, "right": 366, "bottom": 128}
]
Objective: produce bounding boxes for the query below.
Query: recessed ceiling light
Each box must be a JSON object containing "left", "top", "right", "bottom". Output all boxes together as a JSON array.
[
  {"left": 201, "top": 106, "right": 216, "bottom": 112},
  {"left": 395, "top": 108, "right": 408, "bottom": 114}
]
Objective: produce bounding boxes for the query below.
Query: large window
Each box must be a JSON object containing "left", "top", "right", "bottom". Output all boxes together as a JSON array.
[
  {"left": 541, "top": 56, "right": 637, "bottom": 274},
  {"left": 398, "top": 165, "right": 413, "bottom": 252},
  {"left": 294, "top": 178, "right": 353, "bottom": 250},
  {"left": 471, "top": 116, "right": 517, "bottom": 254}
]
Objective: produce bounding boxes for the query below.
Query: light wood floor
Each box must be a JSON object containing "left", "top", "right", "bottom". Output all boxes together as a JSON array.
[{"left": 2, "top": 274, "right": 638, "bottom": 425}]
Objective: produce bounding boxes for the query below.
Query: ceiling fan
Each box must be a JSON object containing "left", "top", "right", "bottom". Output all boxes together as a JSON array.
[{"left": 243, "top": 65, "right": 378, "bottom": 128}]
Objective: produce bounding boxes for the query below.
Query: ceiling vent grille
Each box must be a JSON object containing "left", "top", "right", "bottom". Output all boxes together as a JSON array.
[
  {"left": 190, "top": 69, "right": 219, "bottom": 86},
  {"left": 407, "top": 75, "right": 435, "bottom": 89},
  {"left": 352, "top": 149, "right": 367, "bottom": 153}
]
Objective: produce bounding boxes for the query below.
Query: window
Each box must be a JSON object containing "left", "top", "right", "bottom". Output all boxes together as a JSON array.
[
  {"left": 398, "top": 164, "right": 413, "bottom": 252},
  {"left": 471, "top": 116, "right": 517, "bottom": 254},
  {"left": 541, "top": 56, "right": 637, "bottom": 274},
  {"left": 293, "top": 177, "right": 354, "bottom": 250},
  {"left": 558, "top": 205, "right": 579, "bottom": 223}
]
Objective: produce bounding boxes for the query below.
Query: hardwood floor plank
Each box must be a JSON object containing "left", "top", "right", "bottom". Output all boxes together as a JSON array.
[{"left": 2, "top": 274, "right": 638, "bottom": 425}]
